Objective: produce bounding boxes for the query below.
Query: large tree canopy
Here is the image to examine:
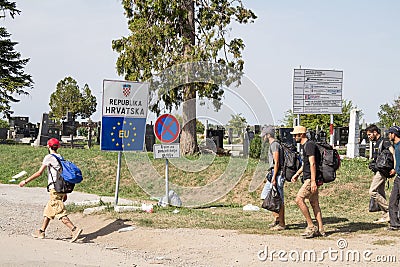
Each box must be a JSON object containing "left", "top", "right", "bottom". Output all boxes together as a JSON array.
[
  {"left": 378, "top": 95, "right": 400, "bottom": 128},
  {"left": 0, "top": 0, "right": 33, "bottom": 118},
  {"left": 49, "top": 77, "right": 97, "bottom": 121},
  {"left": 113, "top": 0, "right": 256, "bottom": 154}
]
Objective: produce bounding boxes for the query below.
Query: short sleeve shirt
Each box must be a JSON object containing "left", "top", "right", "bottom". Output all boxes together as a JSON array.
[
  {"left": 268, "top": 141, "right": 281, "bottom": 170},
  {"left": 42, "top": 153, "right": 62, "bottom": 190},
  {"left": 394, "top": 142, "right": 400, "bottom": 175},
  {"left": 301, "top": 140, "right": 320, "bottom": 180}
]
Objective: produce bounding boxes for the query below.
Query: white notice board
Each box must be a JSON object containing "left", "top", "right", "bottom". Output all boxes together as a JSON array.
[{"left": 293, "top": 69, "right": 343, "bottom": 114}]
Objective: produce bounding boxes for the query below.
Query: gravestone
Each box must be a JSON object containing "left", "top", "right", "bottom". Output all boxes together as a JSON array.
[{"left": 346, "top": 109, "right": 360, "bottom": 158}]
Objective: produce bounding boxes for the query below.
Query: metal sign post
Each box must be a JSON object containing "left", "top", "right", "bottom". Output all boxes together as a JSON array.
[
  {"left": 165, "top": 158, "right": 169, "bottom": 205},
  {"left": 153, "top": 114, "right": 181, "bottom": 206},
  {"left": 114, "top": 151, "right": 122, "bottom": 206}
]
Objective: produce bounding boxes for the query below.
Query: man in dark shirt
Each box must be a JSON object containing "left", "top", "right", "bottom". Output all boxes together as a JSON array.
[
  {"left": 387, "top": 126, "right": 400, "bottom": 230},
  {"left": 366, "top": 124, "right": 394, "bottom": 223},
  {"left": 291, "top": 126, "right": 325, "bottom": 238}
]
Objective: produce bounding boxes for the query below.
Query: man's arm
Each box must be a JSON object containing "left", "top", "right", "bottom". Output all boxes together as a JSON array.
[
  {"left": 272, "top": 150, "right": 280, "bottom": 185},
  {"left": 309, "top": 155, "right": 318, "bottom": 193},
  {"left": 19, "top": 164, "right": 47, "bottom": 187},
  {"left": 389, "top": 146, "right": 396, "bottom": 176}
]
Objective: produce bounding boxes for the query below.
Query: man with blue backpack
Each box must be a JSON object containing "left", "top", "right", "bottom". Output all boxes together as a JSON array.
[{"left": 19, "top": 138, "right": 83, "bottom": 242}]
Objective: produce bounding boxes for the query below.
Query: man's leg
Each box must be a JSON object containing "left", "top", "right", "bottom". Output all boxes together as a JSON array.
[
  {"left": 295, "top": 180, "right": 314, "bottom": 228},
  {"left": 389, "top": 176, "right": 400, "bottom": 228},
  {"left": 60, "top": 216, "right": 83, "bottom": 243},
  {"left": 369, "top": 172, "right": 389, "bottom": 213},
  {"left": 309, "top": 192, "right": 324, "bottom": 234},
  {"left": 60, "top": 216, "right": 75, "bottom": 231},
  {"left": 41, "top": 216, "right": 50, "bottom": 231}
]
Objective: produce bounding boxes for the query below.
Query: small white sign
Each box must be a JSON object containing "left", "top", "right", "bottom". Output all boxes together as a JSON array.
[{"left": 153, "top": 144, "right": 180, "bottom": 159}]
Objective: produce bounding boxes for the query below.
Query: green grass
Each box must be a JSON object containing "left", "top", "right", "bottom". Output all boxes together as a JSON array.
[{"left": 1, "top": 144, "right": 398, "bottom": 238}]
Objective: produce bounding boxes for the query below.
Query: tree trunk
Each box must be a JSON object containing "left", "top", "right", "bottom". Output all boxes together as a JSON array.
[
  {"left": 180, "top": 0, "right": 198, "bottom": 155},
  {"left": 181, "top": 84, "right": 198, "bottom": 155}
]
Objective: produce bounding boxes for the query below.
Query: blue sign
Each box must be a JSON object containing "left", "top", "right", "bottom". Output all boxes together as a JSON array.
[{"left": 101, "top": 117, "right": 146, "bottom": 151}]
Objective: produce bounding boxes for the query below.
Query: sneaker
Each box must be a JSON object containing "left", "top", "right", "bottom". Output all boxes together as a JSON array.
[
  {"left": 303, "top": 226, "right": 319, "bottom": 239},
  {"left": 71, "top": 227, "right": 83, "bottom": 243},
  {"left": 316, "top": 231, "right": 327, "bottom": 237},
  {"left": 300, "top": 226, "right": 315, "bottom": 236},
  {"left": 271, "top": 225, "right": 286, "bottom": 231},
  {"left": 31, "top": 229, "right": 45, "bottom": 239},
  {"left": 374, "top": 217, "right": 390, "bottom": 223},
  {"left": 386, "top": 226, "right": 400, "bottom": 231}
]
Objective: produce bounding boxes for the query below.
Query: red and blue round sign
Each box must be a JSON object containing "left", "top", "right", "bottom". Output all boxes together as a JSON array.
[{"left": 154, "top": 114, "right": 180, "bottom": 143}]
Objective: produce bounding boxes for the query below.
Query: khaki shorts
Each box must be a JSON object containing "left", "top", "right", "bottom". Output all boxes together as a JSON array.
[
  {"left": 297, "top": 179, "right": 319, "bottom": 201},
  {"left": 43, "top": 189, "right": 67, "bottom": 220}
]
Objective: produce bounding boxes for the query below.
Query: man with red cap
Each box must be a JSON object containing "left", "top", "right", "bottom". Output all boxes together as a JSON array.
[{"left": 19, "top": 138, "right": 83, "bottom": 242}]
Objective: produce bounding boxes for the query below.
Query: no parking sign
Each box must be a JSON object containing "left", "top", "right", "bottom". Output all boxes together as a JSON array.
[{"left": 154, "top": 114, "right": 180, "bottom": 143}]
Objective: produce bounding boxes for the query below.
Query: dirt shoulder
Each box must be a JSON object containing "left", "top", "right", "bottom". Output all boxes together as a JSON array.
[{"left": 1, "top": 184, "right": 399, "bottom": 267}]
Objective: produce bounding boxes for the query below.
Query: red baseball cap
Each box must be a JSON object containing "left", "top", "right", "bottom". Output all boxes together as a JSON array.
[{"left": 47, "top": 138, "right": 60, "bottom": 148}]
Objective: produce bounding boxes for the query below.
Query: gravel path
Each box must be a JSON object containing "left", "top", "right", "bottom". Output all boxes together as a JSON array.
[{"left": 2, "top": 184, "right": 400, "bottom": 267}]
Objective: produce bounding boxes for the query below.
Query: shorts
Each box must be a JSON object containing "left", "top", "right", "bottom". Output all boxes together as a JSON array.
[
  {"left": 297, "top": 179, "right": 319, "bottom": 201},
  {"left": 43, "top": 189, "right": 67, "bottom": 220}
]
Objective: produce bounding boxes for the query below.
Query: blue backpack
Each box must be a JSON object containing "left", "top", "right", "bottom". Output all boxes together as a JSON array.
[{"left": 51, "top": 154, "right": 83, "bottom": 184}]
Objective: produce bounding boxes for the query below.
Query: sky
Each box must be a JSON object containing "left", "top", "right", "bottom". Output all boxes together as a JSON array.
[{"left": 2, "top": 0, "right": 400, "bottom": 126}]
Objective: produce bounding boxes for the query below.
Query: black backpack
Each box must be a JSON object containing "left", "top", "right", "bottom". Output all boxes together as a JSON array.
[
  {"left": 375, "top": 147, "right": 395, "bottom": 178},
  {"left": 315, "top": 142, "right": 341, "bottom": 183},
  {"left": 274, "top": 141, "right": 302, "bottom": 182}
]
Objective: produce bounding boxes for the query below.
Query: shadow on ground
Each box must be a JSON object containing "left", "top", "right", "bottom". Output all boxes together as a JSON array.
[
  {"left": 286, "top": 216, "right": 387, "bottom": 236},
  {"left": 80, "top": 219, "right": 132, "bottom": 243}
]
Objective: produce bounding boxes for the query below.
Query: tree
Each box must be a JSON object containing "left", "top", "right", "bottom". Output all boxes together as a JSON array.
[
  {"left": 196, "top": 119, "right": 205, "bottom": 134},
  {"left": 0, "top": 118, "right": 8, "bottom": 128},
  {"left": 281, "top": 99, "right": 361, "bottom": 130},
  {"left": 226, "top": 113, "right": 247, "bottom": 136},
  {"left": 113, "top": 0, "right": 256, "bottom": 155},
  {"left": 378, "top": 95, "right": 400, "bottom": 128},
  {"left": 49, "top": 77, "right": 97, "bottom": 121},
  {"left": 79, "top": 84, "right": 97, "bottom": 120},
  {"left": 0, "top": 1, "right": 33, "bottom": 118}
]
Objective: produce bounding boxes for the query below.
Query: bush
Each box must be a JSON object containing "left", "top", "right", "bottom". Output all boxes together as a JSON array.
[{"left": 249, "top": 136, "right": 261, "bottom": 158}]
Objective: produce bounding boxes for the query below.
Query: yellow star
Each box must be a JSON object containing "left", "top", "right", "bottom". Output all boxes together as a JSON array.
[
  {"left": 123, "top": 120, "right": 126, "bottom": 125},
  {"left": 116, "top": 143, "right": 119, "bottom": 147},
  {"left": 134, "top": 133, "right": 137, "bottom": 136},
  {"left": 112, "top": 138, "right": 115, "bottom": 142},
  {"left": 111, "top": 132, "right": 114, "bottom": 136},
  {"left": 133, "top": 127, "right": 136, "bottom": 130},
  {"left": 117, "top": 122, "right": 121, "bottom": 126},
  {"left": 112, "top": 126, "right": 116, "bottom": 130},
  {"left": 132, "top": 139, "right": 135, "bottom": 142},
  {"left": 127, "top": 143, "right": 131, "bottom": 147},
  {"left": 129, "top": 122, "right": 133, "bottom": 126}
]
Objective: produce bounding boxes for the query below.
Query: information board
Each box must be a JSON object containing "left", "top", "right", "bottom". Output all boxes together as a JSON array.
[{"left": 293, "top": 69, "right": 343, "bottom": 114}]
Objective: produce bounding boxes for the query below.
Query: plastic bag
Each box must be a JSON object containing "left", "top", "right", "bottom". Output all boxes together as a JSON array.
[
  {"left": 261, "top": 185, "right": 282, "bottom": 212},
  {"left": 369, "top": 197, "right": 382, "bottom": 212}
]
